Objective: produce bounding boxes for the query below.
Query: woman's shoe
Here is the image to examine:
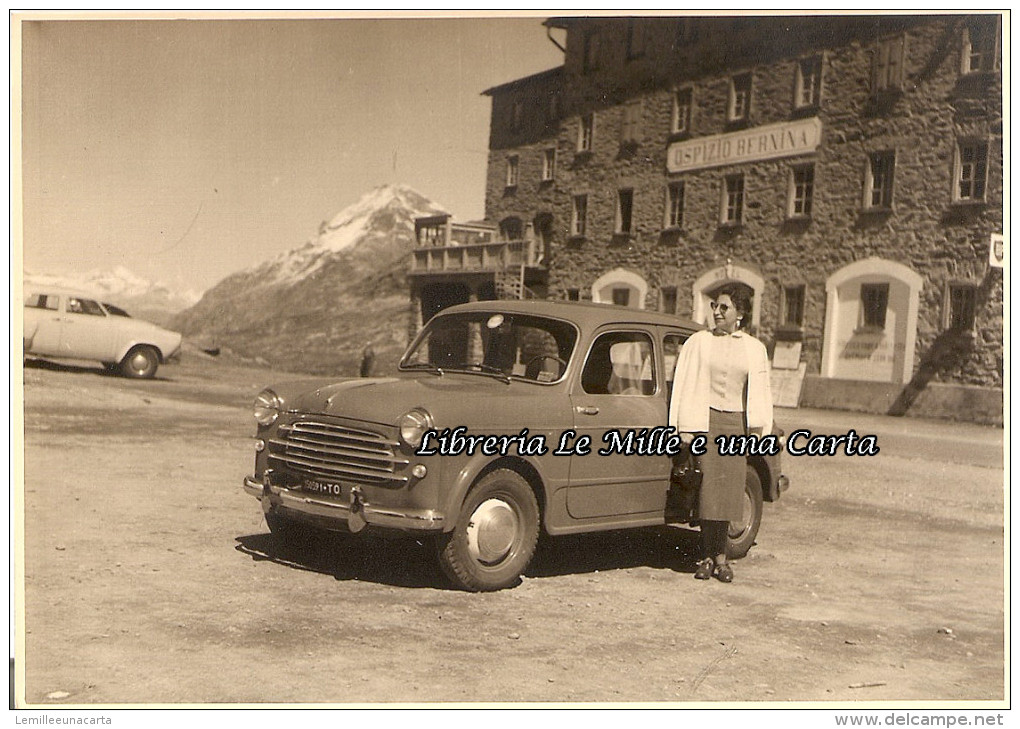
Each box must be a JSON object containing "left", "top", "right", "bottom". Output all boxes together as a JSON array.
[
  {"left": 694, "top": 558, "right": 714, "bottom": 580},
  {"left": 714, "top": 562, "right": 734, "bottom": 583}
]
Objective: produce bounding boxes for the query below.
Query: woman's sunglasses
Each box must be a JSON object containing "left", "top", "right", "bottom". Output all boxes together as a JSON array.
[{"left": 709, "top": 302, "right": 731, "bottom": 314}]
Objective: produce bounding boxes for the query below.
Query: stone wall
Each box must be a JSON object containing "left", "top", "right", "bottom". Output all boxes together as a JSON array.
[{"left": 482, "top": 15, "right": 1003, "bottom": 390}]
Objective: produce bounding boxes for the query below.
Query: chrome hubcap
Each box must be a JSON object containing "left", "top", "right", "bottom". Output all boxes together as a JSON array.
[
  {"left": 466, "top": 498, "right": 518, "bottom": 564},
  {"left": 129, "top": 352, "right": 150, "bottom": 373}
]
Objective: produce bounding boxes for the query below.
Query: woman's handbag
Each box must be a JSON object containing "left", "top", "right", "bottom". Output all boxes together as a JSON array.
[{"left": 668, "top": 450, "right": 702, "bottom": 522}]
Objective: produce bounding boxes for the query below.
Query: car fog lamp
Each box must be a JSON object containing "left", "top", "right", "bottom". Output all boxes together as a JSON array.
[
  {"left": 254, "top": 439, "right": 266, "bottom": 452},
  {"left": 253, "top": 388, "right": 283, "bottom": 426},
  {"left": 411, "top": 464, "right": 428, "bottom": 479},
  {"left": 398, "top": 409, "right": 434, "bottom": 449}
]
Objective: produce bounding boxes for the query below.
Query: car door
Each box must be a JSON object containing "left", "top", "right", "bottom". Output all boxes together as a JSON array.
[
  {"left": 24, "top": 293, "right": 63, "bottom": 355},
  {"left": 60, "top": 296, "right": 119, "bottom": 361},
  {"left": 566, "top": 328, "right": 670, "bottom": 519}
]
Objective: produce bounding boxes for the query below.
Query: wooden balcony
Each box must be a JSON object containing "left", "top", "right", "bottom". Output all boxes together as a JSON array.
[
  {"left": 409, "top": 214, "right": 545, "bottom": 275},
  {"left": 409, "top": 237, "right": 544, "bottom": 275}
]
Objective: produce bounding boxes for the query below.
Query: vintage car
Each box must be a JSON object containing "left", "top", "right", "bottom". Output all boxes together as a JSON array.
[
  {"left": 244, "top": 300, "right": 788, "bottom": 591},
  {"left": 23, "top": 287, "right": 183, "bottom": 379}
]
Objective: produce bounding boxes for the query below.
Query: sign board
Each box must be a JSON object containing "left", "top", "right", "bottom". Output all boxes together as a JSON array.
[
  {"left": 770, "top": 363, "right": 807, "bottom": 409},
  {"left": 989, "top": 233, "right": 1005, "bottom": 269},
  {"left": 667, "top": 117, "right": 822, "bottom": 173},
  {"left": 772, "top": 340, "right": 802, "bottom": 370}
]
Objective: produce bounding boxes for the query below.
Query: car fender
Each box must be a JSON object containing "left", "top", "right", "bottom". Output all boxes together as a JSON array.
[{"left": 438, "top": 452, "right": 547, "bottom": 533}]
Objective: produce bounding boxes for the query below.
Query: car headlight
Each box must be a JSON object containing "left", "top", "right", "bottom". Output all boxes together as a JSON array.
[
  {"left": 398, "top": 408, "right": 434, "bottom": 449},
  {"left": 253, "top": 388, "right": 283, "bottom": 426}
]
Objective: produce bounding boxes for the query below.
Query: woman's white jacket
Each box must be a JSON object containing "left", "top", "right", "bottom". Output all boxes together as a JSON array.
[{"left": 667, "top": 329, "right": 774, "bottom": 435}]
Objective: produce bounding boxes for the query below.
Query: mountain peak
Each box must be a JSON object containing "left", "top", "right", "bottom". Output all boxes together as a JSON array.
[{"left": 318, "top": 184, "right": 447, "bottom": 252}]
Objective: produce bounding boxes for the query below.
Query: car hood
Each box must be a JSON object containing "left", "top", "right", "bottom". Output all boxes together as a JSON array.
[
  {"left": 123, "top": 318, "right": 181, "bottom": 341},
  {"left": 279, "top": 373, "right": 554, "bottom": 428}
]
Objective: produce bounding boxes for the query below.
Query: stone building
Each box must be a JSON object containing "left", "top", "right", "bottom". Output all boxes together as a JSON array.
[{"left": 467, "top": 14, "right": 1002, "bottom": 422}]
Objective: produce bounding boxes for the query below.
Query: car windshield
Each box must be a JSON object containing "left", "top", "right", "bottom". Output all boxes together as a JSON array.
[
  {"left": 102, "top": 303, "right": 131, "bottom": 317},
  {"left": 400, "top": 311, "right": 577, "bottom": 383}
]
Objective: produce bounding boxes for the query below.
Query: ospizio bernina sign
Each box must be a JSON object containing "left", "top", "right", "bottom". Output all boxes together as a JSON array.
[{"left": 667, "top": 117, "right": 822, "bottom": 173}]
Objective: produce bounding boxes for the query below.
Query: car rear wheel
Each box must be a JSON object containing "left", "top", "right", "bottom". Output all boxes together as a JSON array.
[
  {"left": 726, "top": 464, "right": 764, "bottom": 559},
  {"left": 436, "top": 469, "right": 540, "bottom": 592},
  {"left": 120, "top": 345, "right": 159, "bottom": 379}
]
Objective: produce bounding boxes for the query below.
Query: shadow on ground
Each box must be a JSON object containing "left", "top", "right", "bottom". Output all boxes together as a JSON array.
[
  {"left": 23, "top": 357, "right": 174, "bottom": 382},
  {"left": 235, "top": 523, "right": 703, "bottom": 591}
]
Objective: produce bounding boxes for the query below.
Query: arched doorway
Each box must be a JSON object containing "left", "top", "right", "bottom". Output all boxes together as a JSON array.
[
  {"left": 591, "top": 269, "right": 648, "bottom": 309},
  {"left": 821, "top": 257, "right": 922, "bottom": 384},
  {"left": 691, "top": 261, "right": 765, "bottom": 329}
]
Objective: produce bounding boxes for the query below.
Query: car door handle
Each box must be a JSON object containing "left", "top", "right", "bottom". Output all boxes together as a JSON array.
[{"left": 574, "top": 405, "right": 599, "bottom": 416}]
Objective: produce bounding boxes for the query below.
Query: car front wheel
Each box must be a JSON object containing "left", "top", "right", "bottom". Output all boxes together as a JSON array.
[
  {"left": 726, "top": 464, "right": 764, "bottom": 559},
  {"left": 120, "top": 345, "right": 159, "bottom": 379},
  {"left": 436, "top": 469, "right": 540, "bottom": 592}
]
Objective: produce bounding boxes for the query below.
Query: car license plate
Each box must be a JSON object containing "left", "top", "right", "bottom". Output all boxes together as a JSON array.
[{"left": 302, "top": 479, "right": 345, "bottom": 498}]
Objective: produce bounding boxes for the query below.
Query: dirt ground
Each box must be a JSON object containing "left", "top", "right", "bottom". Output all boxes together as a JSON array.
[{"left": 16, "top": 354, "right": 1006, "bottom": 705}]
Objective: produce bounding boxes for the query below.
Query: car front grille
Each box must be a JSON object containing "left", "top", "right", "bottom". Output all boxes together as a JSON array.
[{"left": 268, "top": 420, "right": 408, "bottom": 485}]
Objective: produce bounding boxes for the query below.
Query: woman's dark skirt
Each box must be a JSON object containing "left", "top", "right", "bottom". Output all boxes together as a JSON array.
[{"left": 698, "top": 408, "right": 746, "bottom": 522}]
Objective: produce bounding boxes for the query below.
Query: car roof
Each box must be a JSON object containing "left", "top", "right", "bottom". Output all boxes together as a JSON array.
[{"left": 438, "top": 299, "right": 703, "bottom": 332}]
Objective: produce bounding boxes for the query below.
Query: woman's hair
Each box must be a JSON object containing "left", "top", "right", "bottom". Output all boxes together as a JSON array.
[{"left": 714, "top": 283, "right": 753, "bottom": 329}]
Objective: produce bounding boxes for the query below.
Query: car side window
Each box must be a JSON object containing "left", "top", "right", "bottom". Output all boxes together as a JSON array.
[
  {"left": 25, "top": 294, "right": 59, "bottom": 311},
  {"left": 68, "top": 297, "right": 105, "bottom": 316},
  {"left": 581, "top": 331, "right": 655, "bottom": 396}
]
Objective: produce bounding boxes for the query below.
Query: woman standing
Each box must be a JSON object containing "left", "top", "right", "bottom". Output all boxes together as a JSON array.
[{"left": 668, "top": 284, "right": 773, "bottom": 583}]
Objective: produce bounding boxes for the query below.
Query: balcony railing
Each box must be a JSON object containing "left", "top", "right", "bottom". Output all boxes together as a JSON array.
[{"left": 410, "top": 237, "right": 544, "bottom": 274}]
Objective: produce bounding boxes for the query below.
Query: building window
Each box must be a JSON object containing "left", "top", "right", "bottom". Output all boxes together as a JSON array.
[
  {"left": 571, "top": 194, "right": 588, "bottom": 237},
  {"left": 583, "top": 30, "right": 600, "bottom": 74},
  {"left": 795, "top": 56, "right": 823, "bottom": 109},
  {"left": 665, "top": 181, "right": 685, "bottom": 228},
  {"left": 626, "top": 18, "right": 647, "bottom": 60},
  {"left": 962, "top": 17, "right": 999, "bottom": 74},
  {"left": 788, "top": 165, "right": 815, "bottom": 218},
  {"left": 946, "top": 284, "right": 977, "bottom": 330},
  {"left": 578, "top": 113, "right": 595, "bottom": 153},
  {"left": 612, "top": 288, "right": 631, "bottom": 307},
  {"left": 541, "top": 148, "right": 557, "bottom": 182},
  {"left": 671, "top": 87, "right": 693, "bottom": 135},
  {"left": 721, "top": 175, "right": 745, "bottom": 225},
  {"left": 782, "top": 285, "right": 806, "bottom": 327},
  {"left": 864, "top": 151, "right": 895, "bottom": 210},
  {"left": 860, "top": 283, "right": 889, "bottom": 329},
  {"left": 616, "top": 188, "right": 634, "bottom": 234},
  {"left": 547, "top": 92, "right": 561, "bottom": 122},
  {"left": 620, "top": 100, "right": 642, "bottom": 145},
  {"left": 499, "top": 217, "right": 523, "bottom": 241},
  {"left": 872, "top": 35, "right": 906, "bottom": 94},
  {"left": 505, "top": 156, "right": 519, "bottom": 188},
  {"left": 566, "top": 288, "right": 580, "bottom": 301},
  {"left": 511, "top": 100, "right": 524, "bottom": 131},
  {"left": 728, "top": 73, "right": 752, "bottom": 122},
  {"left": 954, "top": 140, "right": 989, "bottom": 203},
  {"left": 660, "top": 286, "right": 678, "bottom": 315}
]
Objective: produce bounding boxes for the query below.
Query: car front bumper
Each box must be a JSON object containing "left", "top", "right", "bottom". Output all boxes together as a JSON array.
[{"left": 243, "top": 474, "right": 445, "bottom": 533}]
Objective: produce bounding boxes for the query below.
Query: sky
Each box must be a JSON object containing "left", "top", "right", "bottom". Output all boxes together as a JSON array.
[{"left": 17, "top": 13, "right": 565, "bottom": 293}]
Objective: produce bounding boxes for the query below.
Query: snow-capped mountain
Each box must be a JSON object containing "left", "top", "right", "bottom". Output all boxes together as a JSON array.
[
  {"left": 172, "top": 184, "right": 448, "bottom": 375},
  {"left": 24, "top": 267, "right": 202, "bottom": 323},
  {"left": 248, "top": 183, "right": 448, "bottom": 286}
]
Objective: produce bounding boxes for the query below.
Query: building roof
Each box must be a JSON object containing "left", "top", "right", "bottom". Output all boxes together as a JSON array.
[{"left": 481, "top": 65, "right": 563, "bottom": 97}]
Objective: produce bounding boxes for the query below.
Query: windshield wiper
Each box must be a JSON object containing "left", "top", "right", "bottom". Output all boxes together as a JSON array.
[
  {"left": 401, "top": 362, "right": 444, "bottom": 377},
  {"left": 466, "top": 362, "right": 512, "bottom": 384}
]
